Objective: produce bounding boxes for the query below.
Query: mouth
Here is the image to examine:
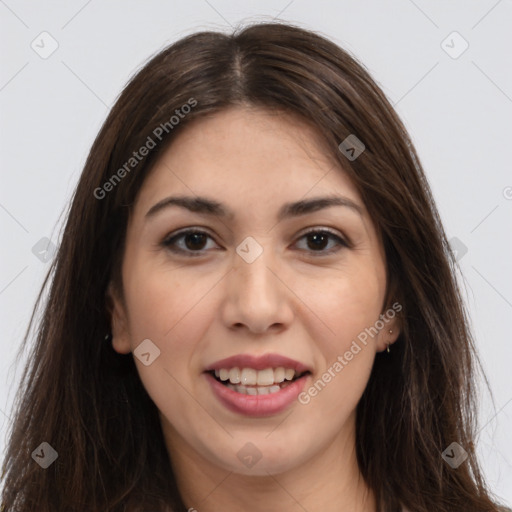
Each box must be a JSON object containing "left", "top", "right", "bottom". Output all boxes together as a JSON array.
[
  {"left": 203, "top": 353, "right": 312, "bottom": 417},
  {"left": 206, "top": 367, "right": 311, "bottom": 395}
]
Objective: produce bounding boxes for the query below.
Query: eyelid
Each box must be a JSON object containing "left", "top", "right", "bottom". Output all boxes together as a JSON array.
[
  {"left": 295, "top": 227, "right": 350, "bottom": 255},
  {"left": 161, "top": 226, "right": 350, "bottom": 256},
  {"left": 161, "top": 227, "right": 221, "bottom": 257},
  {"left": 297, "top": 226, "right": 349, "bottom": 245}
]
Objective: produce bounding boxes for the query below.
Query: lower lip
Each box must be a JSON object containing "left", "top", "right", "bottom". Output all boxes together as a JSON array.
[{"left": 205, "top": 372, "right": 309, "bottom": 417}]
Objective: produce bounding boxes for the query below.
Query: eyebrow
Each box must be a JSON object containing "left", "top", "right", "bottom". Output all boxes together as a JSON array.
[{"left": 145, "top": 194, "right": 364, "bottom": 222}]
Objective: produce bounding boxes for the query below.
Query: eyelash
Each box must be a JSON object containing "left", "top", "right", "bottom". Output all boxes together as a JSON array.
[{"left": 161, "top": 227, "right": 349, "bottom": 257}]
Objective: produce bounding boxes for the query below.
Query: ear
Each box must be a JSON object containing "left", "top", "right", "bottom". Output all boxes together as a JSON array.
[
  {"left": 106, "top": 281, "right": 132, "bottom": 354},
  {"left": 375, "top": 301, "right": 402, "bottom": 352}
]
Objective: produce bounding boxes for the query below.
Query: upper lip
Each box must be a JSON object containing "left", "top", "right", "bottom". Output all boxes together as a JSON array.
[{"left": 204, "top": 353, "right": 312, "bottom": 373}]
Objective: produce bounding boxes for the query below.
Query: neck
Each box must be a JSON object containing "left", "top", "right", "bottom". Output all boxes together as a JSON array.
[{"left": 162, "top": 413, "right": 376, "bottom": 512}]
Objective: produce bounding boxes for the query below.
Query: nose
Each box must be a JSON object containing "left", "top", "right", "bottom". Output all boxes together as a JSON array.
[{"left": 220, "top": 249, "right": 294, "bottom": 335}]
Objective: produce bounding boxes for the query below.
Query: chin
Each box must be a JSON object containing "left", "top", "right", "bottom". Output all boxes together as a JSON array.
[{"left": 211, "top": 438, "right": 310, "bottom": 477}]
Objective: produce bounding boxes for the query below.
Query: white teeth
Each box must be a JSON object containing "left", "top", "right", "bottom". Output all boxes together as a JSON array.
[
  {"left": 229, "top": 367, "right": 241, "bottom": 384},
  {"left": 256, "top": 368, "right": 275, "bottom": 386},
  {"left": 219, "top": 368, "right": 230, "bottom": 381},
  {"left": 214, "top": 366, "right": 300, "bottom": 386},
  {"left": 212, "top": 366, "right": 307, "bottom": 397},
  {"left": 226, "top": 384, "right": 282, "bottom": 395},
  {"left": 284, "top": 368, "right": 295, "bottom": 381},
  {"left": 274, "top": 367, "right": 285, "bottom": 383},
  {"left": 240, "top": 368, "right": 258, "bottom": 386}
]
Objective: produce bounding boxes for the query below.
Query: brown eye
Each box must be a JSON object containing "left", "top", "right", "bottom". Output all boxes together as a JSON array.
[
  {"left": 306, "top": 232, "right": 329, "bottom": 250},
  {"left": 182, "top": 232, "right": 208, "bottom": 250},
  {"left": 162, "top": 229, "right": 218, "bottom": 256},
  {"left": 295, "top": 229, "right": 348, "bottom": 255}
]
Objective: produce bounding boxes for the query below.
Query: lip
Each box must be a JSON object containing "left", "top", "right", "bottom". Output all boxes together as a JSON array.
[
  {"left": 204, "top": 353, "right": 312, "bottom": 373},
  {"left": 205, "top": 372, "right": 310, "bottom": 417}
]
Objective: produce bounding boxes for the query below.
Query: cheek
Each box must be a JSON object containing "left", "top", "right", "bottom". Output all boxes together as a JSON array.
[
  {"left": 293, "top": 264, "right": 382, "bottom": 411},
  {"left": 120, "top": 272, "right": 215, "bottom": 428},
  {"left": 121, "top": 262, "right": 219, "bottom": 390},
  {"left": 123, "top": 258, "right": 216, "bottom": 341},
  {"left": 293, "top": 263, "right": 384, "bottom": 349},
  {"left": 296, "top": 353, "right": 374, "bottom": 451}
]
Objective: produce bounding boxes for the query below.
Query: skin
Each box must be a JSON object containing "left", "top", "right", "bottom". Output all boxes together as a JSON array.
[{"left": 109, "top": 106, "right": 401, "bottom": 512}]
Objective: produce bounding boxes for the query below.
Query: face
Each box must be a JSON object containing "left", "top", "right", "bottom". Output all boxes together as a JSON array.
[{"left": 109, "top": 106, "right": 400, "bottom": 477}]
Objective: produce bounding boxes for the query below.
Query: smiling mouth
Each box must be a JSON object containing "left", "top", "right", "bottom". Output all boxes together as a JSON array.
[{"left": 207, "top": 367, "right": 311, "bottom": 395}]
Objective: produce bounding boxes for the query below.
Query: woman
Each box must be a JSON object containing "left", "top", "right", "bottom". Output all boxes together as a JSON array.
[{"left": 1, "top": 21, "right": 507, "bottom": 512}]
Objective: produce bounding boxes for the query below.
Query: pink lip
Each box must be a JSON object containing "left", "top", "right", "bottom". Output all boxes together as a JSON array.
[
  {"left": 205, "top": 372, "right": 310, "bottom": 417},
  {"left": 204, "top": 353, "right": 311, "bottom": 373}
]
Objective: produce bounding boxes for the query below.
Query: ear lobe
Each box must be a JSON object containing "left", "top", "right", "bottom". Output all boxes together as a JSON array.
[
  {"left": 376, "top": 303, "right": 402, "bottom": 352},
  {"left": 106, "top": 282, "right": 132, "bottom": 355}
]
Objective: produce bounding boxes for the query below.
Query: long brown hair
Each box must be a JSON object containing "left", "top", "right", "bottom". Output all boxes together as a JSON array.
[{"left": 1, "top": 21, "right": 505, "bottom": 512}]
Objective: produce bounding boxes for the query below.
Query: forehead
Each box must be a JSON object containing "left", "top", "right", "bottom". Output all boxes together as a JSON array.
[{"left": 133, "top": 106, "right": 365, "bottom": 222}]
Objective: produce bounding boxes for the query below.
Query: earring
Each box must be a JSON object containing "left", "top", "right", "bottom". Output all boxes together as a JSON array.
[
  {"left": 104, "top": 332, "right": 112, "bottom": 342},
  {"left": 387, "top": 329, "right": 393, "bottom": 353}
]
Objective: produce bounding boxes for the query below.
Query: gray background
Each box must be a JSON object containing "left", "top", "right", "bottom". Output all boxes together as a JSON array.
[{"left": 1, "top": 0, "right": 511, "bottom": 505}]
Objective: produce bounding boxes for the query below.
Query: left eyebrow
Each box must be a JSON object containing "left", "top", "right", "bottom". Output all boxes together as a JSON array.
[
  {"left": 144, "top": 195, "right": 364, "bottom": 221},
  {"left": 277, "top": 196, "right": 364, "bottom": 221}
]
